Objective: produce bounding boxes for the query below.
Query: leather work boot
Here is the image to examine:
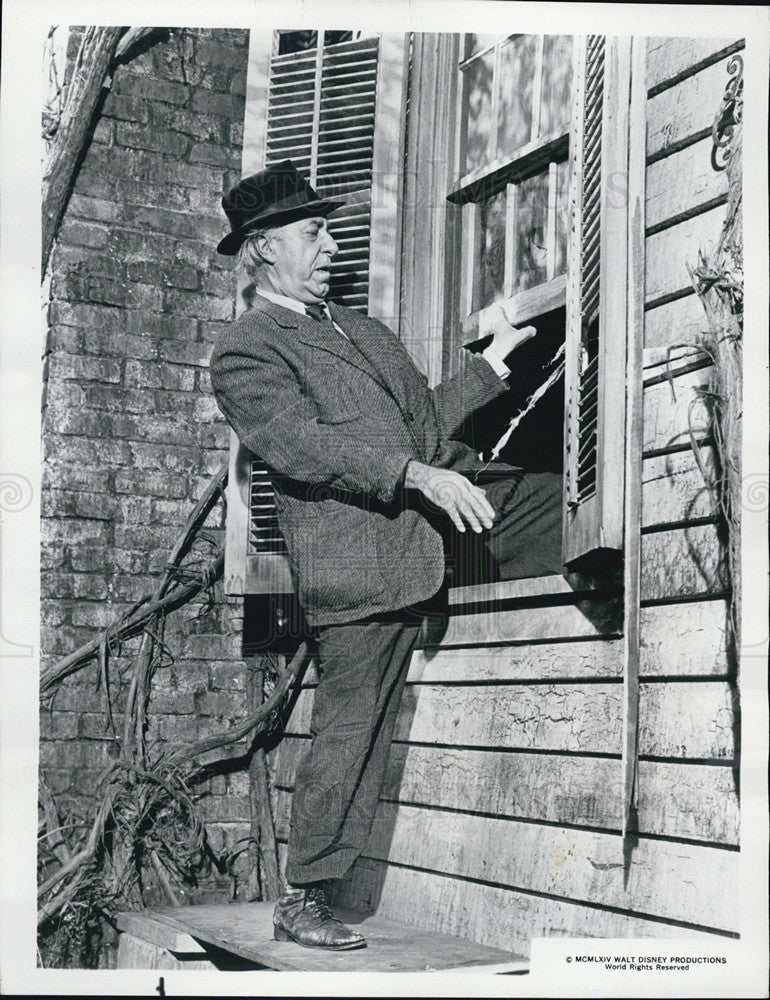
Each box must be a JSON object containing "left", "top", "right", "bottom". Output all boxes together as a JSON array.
[{"left": 273, "top": 881, "right": 367, "bottom": 950}]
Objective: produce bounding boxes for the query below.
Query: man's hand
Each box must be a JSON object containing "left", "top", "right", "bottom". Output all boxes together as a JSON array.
[
  {"left": 478, "top": 302, "right": 537, "bottom": 367},
  {"left": 404, "top": 460, "right": 495, "bottom": 533}
]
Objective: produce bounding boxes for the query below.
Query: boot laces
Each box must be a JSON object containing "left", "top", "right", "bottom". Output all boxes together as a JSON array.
[{"left": 304, "top": 882, "right": 334, "bottom": 922}]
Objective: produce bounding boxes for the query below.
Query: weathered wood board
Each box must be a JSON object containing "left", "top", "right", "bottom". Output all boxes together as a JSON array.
[
  {"left": 415, "top": 597, "right": 622, "bottom": 648},
  {"left": 333, "top": 858, "right": 733, "bottom": 958},
  {"left": 639, "top": 598, "right": 730, "bottom": 676},
  {"left": 641, "top": 523, "right": 728, "bottom": 600},
  {"left": 643, "top": 364, "right": 713, "bottom": 453},
  {"left": 646, "top": 136, "right": 728, "bottom": 230},
  {"left": 642, "top": 445, "right": 719, "bottom": 527},
  {"left": 646, "top": 37, "right": 738, "bottom": 92},
  {"left": 284, "top": 680, "right": 735, "bottom": 758},
  {"left": 117, "top": 902, "right": 525, "bottom": 973},
  {"left": 320, "top": 805, "right": 739, "bottom": 931},
  {"left": 647, "top": 54, "right": 743, "bottom": 158},
  {"left": 646, "top": 204, "right": 727, "bottom": 304},
  {"left": 644, "top": 290, "right": 711, "bottom": 350},
  {"left": 274, "top": 743, "right": 739, "bottom": 845},
  {"left": 116, "top": 932, "right": 217, "bottom": 971},
  {"left": 408, "top": 638, "right": 623, "bottom": 682}
]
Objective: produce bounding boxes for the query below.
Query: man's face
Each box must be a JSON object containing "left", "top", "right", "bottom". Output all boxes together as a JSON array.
[{"left": 265, "top": 216, "right": 338, "bottom": 303}]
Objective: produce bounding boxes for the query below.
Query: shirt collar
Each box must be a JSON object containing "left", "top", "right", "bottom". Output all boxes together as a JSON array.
[{"left": 254, "top": 288, "right": 328, "bottom": 318}]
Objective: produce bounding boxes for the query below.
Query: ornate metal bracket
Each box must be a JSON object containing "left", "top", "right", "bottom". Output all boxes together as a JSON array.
[{"left": 711, "top": 53, "right": 743, "bottom": 172}]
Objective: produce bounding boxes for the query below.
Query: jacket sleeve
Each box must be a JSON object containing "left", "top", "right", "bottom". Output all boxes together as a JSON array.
[
  {"left": 428, "top": 351, "right": 510, "bottom": 441},
  {"left": 210, "top": 336, "right": 414, "bottom": 505}
]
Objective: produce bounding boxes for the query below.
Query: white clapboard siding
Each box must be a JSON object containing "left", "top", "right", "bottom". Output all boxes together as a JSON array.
[
  {"left": 643, "top": 364, "right": 713, "bottom": 454},
  {"left": 646, "top": 136, "right": 729, "bottom": 231},
  {"left": 646, "top": 37, "right": 738, "bottom": 93},
  {"left": 284, "top": 679, "right": 735, "bottom": 760},
  {"left": 332, "top": 860, "right": 730, "bottom": 958},
  {"left": 645, "top": 204, "right": 727, "bottom": 305},
  {"left": 647, "top": 51, "right": 744, "bottom": 159},
  {"left": 642, "top": 445, "right": 719, "bottom": 527},
  {"left": 275, "top": 741, "right": 738, "bottom": 845},
  {"left": 644, "top": 291, "right": 713, "bottom": 351},
  {"left": 640, "top": 523, "right": 728, "bottom": 601},
  {"left": 273, "top": 800, "right": 739, "bottom": 931}
]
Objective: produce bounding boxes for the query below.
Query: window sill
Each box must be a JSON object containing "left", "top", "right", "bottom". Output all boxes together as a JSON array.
[{"left": 461, "top": 274, "right": 567, "bottom": 346}]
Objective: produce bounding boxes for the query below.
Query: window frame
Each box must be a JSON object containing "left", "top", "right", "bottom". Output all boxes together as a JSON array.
[{"left": 448, "top": 33, "right": 574, "bottom": 350}]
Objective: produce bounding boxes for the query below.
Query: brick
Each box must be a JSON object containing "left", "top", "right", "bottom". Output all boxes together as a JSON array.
[
  {"left": 230, "top": 71, "right": 247, "bottom": 96},
  {"left": 163, "top": 290, "right": 233, "bottom": 322},
  {"left": 113, "top": 548, "right": 148, "bottom": 574},
  {"left": 44, "top": 326, "right": 82, "bottom": 354},
  {"left": 188, "top": 142, "right": 240, "bottom": 168},
  {"left": 41, "top": 601, "right": 71, "bottom": 627},
  {"left": 51, "top": 245, "right": 127, "bottom": 280},
  {"left": 157, "top": 339, "right": 211, "bottom": 366},
  {"left": 124, "top": 359, "right": 196, "bottom": 391},
  {"left": 208, "top": 662, "right": 244, "bottom": 691},
  {"left": 43, "top": 465, "right": 111, "bottom": 494},
  {"left": 198, "top": 320, "right": 231, "bottom": 344},
  {"left": 42, "top": 489, "right": 120, "bottom": 521},
  {"left": 158, "top": 108, "right": 227, "bottom": 143},
  {"left": 58, "top": 219, "right": 109, "bottom": 249},
  {"left": 114, "top": 468, "right": 188, "bottom": 499},
  {"left": 229, "top": 121, "right": 243, "bottom": 146},
  {"left": 40, "top": 623, "right": 98, "bottom": 655},
  {"left": 192, "top": 395, "right": 221, "bottom": 422},
  {"left": 106, "top": 226, "right": 147, "bottom": 260},
  {"left": 200, "top": 269, "right": 237, "bottom": 298},
  {"left": 102, "top": 92, "right": 150, "bottom": 123},
  {"left": 40, "top": 711, "right": 79, "bottom": 739},
  {"left": 120, "top": 203, "right": 222, "bottom": 243},
  {"left": 197, "top": 424, "right": 230, "bottom": 450},
  {"left": 50, "top": 352, "right": 123, "bottom": 385},
  {"left": 81, "top": 329, "right": 157, "bottom": 362},
  {"left": 72, "top": 168, "right": 115, "bottom": 201},
  {"left": 113, "top": 523, "right": 179, "bottom": 551},
  {"left": 126, "top": 261, "right": 200, "bottom": 291},
  {"left": 42, "top": 571, "right": 111, "bottom": 600},
  {"left": 183, "top": 633, "right": 239, "bottom": 660},
  {"left": 190, "top": 89, "right": 243, "bottom": 119},
  {"left": 115, "top": 74, "right": 191, "bottom": 105},
  {"left": 115, "top": 121, "right": 190, "bottom": 157},
  {"left": 92, "top": 118, "right": 113, "bottom": 145},
  {"left": 41, "top": 517, "right": 109, "bottom": 546},
  {"left": 119, "top": 178, "right": 195, "bottom": 213},
  {"left": 67, "top": 194, "right": 119, "bottom": 223}
]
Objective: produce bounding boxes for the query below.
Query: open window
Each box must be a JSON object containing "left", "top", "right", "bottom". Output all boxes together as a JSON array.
[
  {"left": 224, "top": 30, "right": 408, "bottom": 595},
  {"left": 448, "top": 33, "right": 632, "bottom": 577}
]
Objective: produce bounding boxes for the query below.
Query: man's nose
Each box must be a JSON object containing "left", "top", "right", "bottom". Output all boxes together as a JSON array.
[{"left": 323, "top": 229, "right": 338, "bottom": 256}]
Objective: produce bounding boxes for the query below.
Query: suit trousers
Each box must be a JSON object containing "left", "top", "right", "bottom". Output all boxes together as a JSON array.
[
  {"left": 283, "top": 469, "right": 563, "bottom": 885},
  {"left": 284, "top": 613, "right": 423, "bottom": 886}
]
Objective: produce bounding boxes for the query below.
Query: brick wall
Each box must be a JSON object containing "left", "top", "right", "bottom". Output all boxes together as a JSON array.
[{"left": 40, "top": 27, "right": 256, "bottom": 904}]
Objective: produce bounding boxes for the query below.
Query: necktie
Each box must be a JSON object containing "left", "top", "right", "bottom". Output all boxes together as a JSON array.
[{"left": 305, "top": 303, "right": 328, "bottom": 322}]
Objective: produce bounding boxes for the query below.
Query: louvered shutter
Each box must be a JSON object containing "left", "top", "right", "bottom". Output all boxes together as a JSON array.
[
  {"left": 562, "top": 35, "right": 631, "bottom": 566},
  {"left": 225, "top": 33, "right": 408, "bottom": 595}
]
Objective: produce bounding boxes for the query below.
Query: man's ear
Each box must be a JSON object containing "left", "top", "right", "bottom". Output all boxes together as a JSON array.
[{"left": 255, "top": 231, "right": 277, "bottom": 265}]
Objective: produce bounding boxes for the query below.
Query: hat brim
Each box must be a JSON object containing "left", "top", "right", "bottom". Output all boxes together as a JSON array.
[{"left": 217, "top": 197, "right": 346, "bottom": 255}]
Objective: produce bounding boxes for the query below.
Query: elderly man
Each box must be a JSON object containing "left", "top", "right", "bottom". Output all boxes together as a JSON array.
[{"left": 210, "top": 161, "right": 562, "bottom": 950}]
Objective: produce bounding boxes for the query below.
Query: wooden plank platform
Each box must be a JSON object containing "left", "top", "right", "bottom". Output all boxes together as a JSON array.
[{"left": 116, "top": 902, "right": 527, "bottom": 973}]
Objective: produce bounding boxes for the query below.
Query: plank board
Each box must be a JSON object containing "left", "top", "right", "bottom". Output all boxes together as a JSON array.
[
  {"left": 333, "top": 859, "right": 730, "bottom": 958},
  {"left": 642, "top": 445, "right": 719, "bottom": 527},
  {"left": 284, "top": 680, "right": 735, "bottom": 759},
  {"left": 408, "top": 638, "right": 623, "bottom": 682},
  {"left": 355, "top": 805, "right": 739, "bottom": 930},
  {"left": 645, "top": 290, "right": 711, "bottom": 351},
  {"left": 646, "top": 204, "right": 727, "bottom": 304},
  {"left": 640, "top": 599, "right": 730, "bottom": 677},
  {"left": 417, "top": 597, "right": 622, "bottom": 648},
  {"left": 119, "top": 902, "right": 525, "bottom": 973},
  {"left": 647, "top": 55, "right": 741, "bottom": 159},
  {"left": 646, "top": 37, "right": 738, "bottom": 93},
  {"left": 646, "top": 136, "right": 728, "bottom": 231},
  {"left": 643, "top": 364, "right": 713, "bottom": 453},
  {"left": 641, "top": 524, "right": 728, "bottom": 601},
  {"left": 116, "top": 932, "right": 216, "bottom": 971},
  {"left": 275, "top": 743, "right": 739, "bottom": 845}
]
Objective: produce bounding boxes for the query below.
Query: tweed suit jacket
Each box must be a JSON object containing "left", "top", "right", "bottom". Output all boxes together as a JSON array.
[{"left": 209, "top": 296, "right": 510, "bottom": 626}]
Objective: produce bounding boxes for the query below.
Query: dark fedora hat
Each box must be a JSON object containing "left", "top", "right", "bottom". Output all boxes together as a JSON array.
[{"left": 217, "top": 160, "right": 345, "bottom": 255}]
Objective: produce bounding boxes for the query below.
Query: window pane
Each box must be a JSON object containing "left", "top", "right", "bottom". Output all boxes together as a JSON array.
[
  {"left": 463, "top": 50, "right": 495, "bottom": 174},
  {"left": 540, "top": 34, "right": 573, "bottom": 137},
  {"left": 465, "top": 33, "right": 499, "bottom": 59},
  {"left": 497, "top": 35, "right": 537, "bottom": 157},
  {"left": 478, "top": 188, "right": 508, "bottom": 309},
  {"left": 513, "top": 171, "right": 548, "bottom": 293},
  {"left": 552, "top": 159, "right": 570, "bottom": 279}
]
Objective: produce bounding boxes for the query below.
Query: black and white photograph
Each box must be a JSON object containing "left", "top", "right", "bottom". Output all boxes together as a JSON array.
[{"left": 0, "top": 1, "right": 767, "bottom": 995}]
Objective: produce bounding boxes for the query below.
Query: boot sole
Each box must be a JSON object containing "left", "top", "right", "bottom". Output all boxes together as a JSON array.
[{"left": 273, "top": 924, "right": 367, "bottom": 950}]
